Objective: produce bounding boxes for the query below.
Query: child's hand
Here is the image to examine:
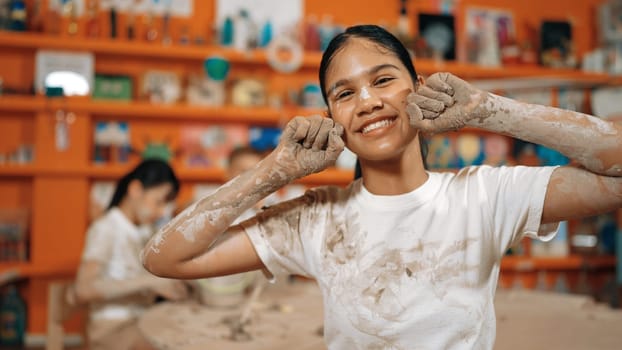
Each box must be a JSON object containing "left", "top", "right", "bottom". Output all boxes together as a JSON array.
[
  {"left": 151, "top": 279, "right": 189, "bottom": 301},
  {"left": 273, "top": 115, "right": 345, "bottom": 180},
  {"left": 406, "top": 72, "right": 487, "bottom": 134}
]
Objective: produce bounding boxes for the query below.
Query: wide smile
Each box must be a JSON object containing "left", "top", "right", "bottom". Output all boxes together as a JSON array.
[{"left": 358, "top": 116, "right": 398, "bottom": 135}]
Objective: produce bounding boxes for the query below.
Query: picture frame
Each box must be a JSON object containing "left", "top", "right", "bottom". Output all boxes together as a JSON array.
[
  {"left": 418, "top": 13, "right": 456, "bottom": 60},
  {"left": 464, "top": 7, "right": 515, "bottom": 66},
  {"left": 598, "top": 0, "right": 622, "bottom": 44}
]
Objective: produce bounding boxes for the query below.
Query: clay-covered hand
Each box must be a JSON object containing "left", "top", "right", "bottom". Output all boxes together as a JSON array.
[
  {"left": 406, "top": 72, "right": 487, "bottom": 134},
  {"left": 273, "top": 115, "right": 345, "bottom": 180},
  {"left": 151, "top": 279, "right": 190, "bottom": 301}
]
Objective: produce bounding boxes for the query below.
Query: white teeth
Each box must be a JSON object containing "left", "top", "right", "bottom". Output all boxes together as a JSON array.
[{"left": 362, "top": 119, "right": 393, "bottom": 134}]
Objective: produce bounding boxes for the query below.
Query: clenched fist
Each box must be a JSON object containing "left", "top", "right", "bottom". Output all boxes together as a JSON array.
[
  {"left": 406, "top": 72, "right": 488, "bottom": 134},
  {"left": 273, "top": 115, "right": 345, "bottom": 180}
]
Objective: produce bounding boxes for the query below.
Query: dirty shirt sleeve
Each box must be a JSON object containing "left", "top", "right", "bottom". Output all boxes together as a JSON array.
[
  {"left": 240, "top": 189, "right": 329, "bottom": 281},
  {"left": 479, "top": 165, "right": 559, "bottom": 258}
]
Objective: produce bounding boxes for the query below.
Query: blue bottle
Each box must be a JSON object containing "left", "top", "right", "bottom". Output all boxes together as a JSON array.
[
  {"left": 259, "top": 21, "right": 273, "bottom": 47},
  {"left": 0, "top": 285, "right": 26, "bottom": 346},
  {"left": 9, "top": 0, "right": 27, "bottom": 32},
  {"left": 221, "top": 16, "right": 234, "bottom": 46}
]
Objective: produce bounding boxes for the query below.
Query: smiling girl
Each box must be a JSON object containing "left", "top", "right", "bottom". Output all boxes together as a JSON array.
[{"left": 141, "top": 25, "right": 622, "bottom": 349}]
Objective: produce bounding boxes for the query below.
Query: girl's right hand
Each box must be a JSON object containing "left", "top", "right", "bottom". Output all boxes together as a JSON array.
[
  {"left": 151, "top": 279, "right": 189, "bottom": 301},
  {"left": 272, "top": 115, "right": 345, "bottom": 180}
]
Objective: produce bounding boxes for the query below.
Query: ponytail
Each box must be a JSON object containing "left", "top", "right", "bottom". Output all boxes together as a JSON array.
[{"left": 108, "top": 172, "right": 135, "bottom": 209}]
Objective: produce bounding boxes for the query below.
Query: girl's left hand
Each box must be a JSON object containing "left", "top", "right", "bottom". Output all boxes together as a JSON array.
[{"left": 406, "top": 72, "right": 487, "bottom": 134}]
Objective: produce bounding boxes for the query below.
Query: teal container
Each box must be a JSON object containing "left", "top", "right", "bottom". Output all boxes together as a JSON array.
[
  {"left": 204, "top": 56, "right": 230, "bottom": 82},
  {"left": 0, "top": 285, "right": 26, "bottom": 346}
]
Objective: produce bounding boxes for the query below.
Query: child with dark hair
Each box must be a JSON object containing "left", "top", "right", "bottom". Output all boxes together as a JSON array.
[{"left": 75, "top": 159, "right": 189, "bottom": 350}]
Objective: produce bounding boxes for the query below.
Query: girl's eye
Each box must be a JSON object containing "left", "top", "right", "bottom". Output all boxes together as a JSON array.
[
  {"left": 336, "top": 90, "right": 353, "bottom": 100},
  {"left": 374, "top": 77, "right": 394, "bottom": 86}
]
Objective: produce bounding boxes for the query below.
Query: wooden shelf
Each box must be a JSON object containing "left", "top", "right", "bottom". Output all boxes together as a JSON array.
[
  {"left": 0, "top": 165, "right": 37, "bottom": 177},
  {"left": 0, "top": 95, "right": 287, "bottom": 124},
  {"left": 0, "top": 163, "right": 353, "bottom": 185},
  {"left": 0, "top": 31, "right": 617, "bottom": 85},
  {"left": 0, "top": 262, "right": 76, "bottom": 278},
  {"left": 501, "top": 255, "right": 616, "bottom": 271},
  {"left": 0, "top": 31, "right": 273, "bottom": 65}
]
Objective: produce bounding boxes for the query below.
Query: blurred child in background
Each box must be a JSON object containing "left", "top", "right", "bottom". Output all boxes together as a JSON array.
[{"left": 74, "top": 159, "right": 190, "bottom": 350}]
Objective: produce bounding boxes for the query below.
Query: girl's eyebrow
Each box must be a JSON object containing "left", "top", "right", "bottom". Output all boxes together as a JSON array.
[{"left": 327, "top": 64, "right": 401, "bottom": 97}]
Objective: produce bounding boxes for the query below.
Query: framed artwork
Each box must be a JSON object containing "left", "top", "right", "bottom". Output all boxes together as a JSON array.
[
  {"left": 464, "top": 7, "right": 515, "bottom": 66},
  {"left": 540, "top": 20, "right": 572, "bottom": 65},
  {"left": 418, "top": 13, "right": 456, "bottom": 60},
  {"left": 599, "top": 0, "right": 622, "bottom": 43}
]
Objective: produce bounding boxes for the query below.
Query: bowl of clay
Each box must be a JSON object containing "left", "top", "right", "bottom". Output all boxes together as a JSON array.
[{"left": 197, "top": 272, "right": 258, "bottom": 307}]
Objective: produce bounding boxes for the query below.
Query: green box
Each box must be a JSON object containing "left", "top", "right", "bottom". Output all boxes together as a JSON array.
[{"left": 93, "top": 75, "right": 133, "bottom": 101}]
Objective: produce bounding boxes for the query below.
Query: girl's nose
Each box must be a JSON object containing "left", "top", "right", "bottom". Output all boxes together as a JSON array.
[{"left": 356, "top": 87, "right": 382, "bottom": 115}]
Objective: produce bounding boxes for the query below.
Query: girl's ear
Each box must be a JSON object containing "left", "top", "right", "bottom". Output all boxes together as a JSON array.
[
  {"left": 127, "top": 179, "right": 144, "bottom": 199},
  {"left": 417, "top": 75, "right": 425, "bottom": 86},
  {"left": 324, "top": 109, "right": 332, "bottom": 118}
]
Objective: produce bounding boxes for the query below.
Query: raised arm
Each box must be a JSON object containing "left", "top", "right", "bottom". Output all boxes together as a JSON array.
[
  {"left": 407, "top": 72, "right": 622, "bottom": 177},
  {"left": 141, "top": 116, "right": 344, "bottom": 279},
  {"left": 407, "top": 72, "right": 622, "bottom": 223}
]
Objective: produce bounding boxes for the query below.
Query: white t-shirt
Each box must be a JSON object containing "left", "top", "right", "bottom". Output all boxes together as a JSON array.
[
  {"left": 242, "top": 165, "right": 558, "bottom": 349},
  {"left": 81, "top": 208, "right": 154, "bottom": 321}
]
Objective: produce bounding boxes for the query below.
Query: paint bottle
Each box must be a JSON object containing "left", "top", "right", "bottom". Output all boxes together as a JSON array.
[
  {"left": 232, "top": 9, "right": 252, "bottom": 51},
  {"left": 8, "top": 0, "right": 27, "bottom": 32},
  {"left": 85, "top": 0, "right": 100, "bottom": 38},
  {"left": 259, "top": 20, "right": 273, "bottom": 48},
  {"left": 397, "top": 0, "right": 410, "bottom": 37},
  {"left": 109, "top": 6, "right": 117, "bottom": 39},
  {"left": 220, "top": 15, "right": 234, "bottom": 46},
  {"left": 0, "top": 285, "right": 26, "bottom": 346},
  {"left": 303, "top": 15, "right": 321, "bottom": 51}
]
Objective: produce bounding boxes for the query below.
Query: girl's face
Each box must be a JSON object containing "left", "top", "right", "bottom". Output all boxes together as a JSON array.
[
  {"left": 133, "top": 182, "right": 174, "bottom": 225},
  {"left": 325, "top": 38, "right": 418, "bottom": 161}
]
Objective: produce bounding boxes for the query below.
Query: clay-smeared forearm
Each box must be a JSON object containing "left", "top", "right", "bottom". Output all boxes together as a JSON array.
[
  {"left": 141, "top": 155, "right": 292, "bottom": 276},
  {"left": 141, "top": 116, "right": 344, "bottom": 278},
  {"left": 468, "top": 93, "right": 622, "bottom": 176},
  {"left": 408, "top": 73, "right": 622, "bottom": 177}
]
